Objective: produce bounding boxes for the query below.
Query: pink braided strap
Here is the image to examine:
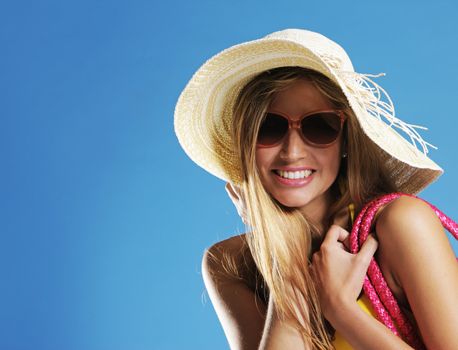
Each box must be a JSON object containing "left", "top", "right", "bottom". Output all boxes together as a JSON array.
[{"left": 349, "top": 193, "right": 458, "bottom": 350}]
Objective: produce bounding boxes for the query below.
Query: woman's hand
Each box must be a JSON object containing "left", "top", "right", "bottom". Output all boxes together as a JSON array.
[
  {"left": 311, "top": 225, "right": 378, "bottom": 325},
  {"left": 225, "top": 182, "right": 249, "bottom": 225}
]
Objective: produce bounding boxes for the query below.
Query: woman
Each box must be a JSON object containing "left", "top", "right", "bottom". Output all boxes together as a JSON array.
[{"left": 174, "top": 29, "right": 458, "bottom": 349}]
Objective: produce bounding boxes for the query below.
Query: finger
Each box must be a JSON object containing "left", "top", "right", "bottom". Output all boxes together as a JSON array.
[
  {"left": 342, "top": 235, "right": 351, "bottom": 250},
  {"left": 225, "top": 182, "right": 239, "bottom": 201},
  {"left": 308, "top": 263, "right": 317, "bottom": 279},
  {"left": 358, "top": 235, "right": 378, "bottom": 264},
  {"left": 323, "top": 225, "right": 349, "bottom": 245},
  {"left": 336, "top": 241, "right": 347, "bottom": 251}
]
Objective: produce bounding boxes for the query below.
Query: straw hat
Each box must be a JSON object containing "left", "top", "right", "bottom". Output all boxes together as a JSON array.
[{"left": 174, "top": 29, "right": 442, "bottom": 194}]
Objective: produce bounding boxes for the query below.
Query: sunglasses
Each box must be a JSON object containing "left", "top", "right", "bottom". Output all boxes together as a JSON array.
[{"left": 257, "top": 109, "right": 346, "bottom": 148}]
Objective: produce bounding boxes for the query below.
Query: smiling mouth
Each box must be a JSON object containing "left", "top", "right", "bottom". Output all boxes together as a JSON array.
[{"left": 273, "top": 169, "right": 315, "bottom": 179}]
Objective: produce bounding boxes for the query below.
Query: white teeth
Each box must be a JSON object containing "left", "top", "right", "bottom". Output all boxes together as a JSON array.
[{"left": 276, "top": 170, "right": 312, "bottom": 179}]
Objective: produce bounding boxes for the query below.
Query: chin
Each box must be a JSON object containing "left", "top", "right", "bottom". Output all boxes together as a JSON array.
[{"left": 273, "top": 193, "right": 313, "bottom": 209}]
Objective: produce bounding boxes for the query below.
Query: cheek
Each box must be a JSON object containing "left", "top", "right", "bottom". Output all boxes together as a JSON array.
[
  {"left": 255, "top": 149, "right": 263, "bottom": 170},
  {"left": 317, "top": 145, "right": 342, "bottom": 175},
  {"left": 255, "top": 148, "right": 277, "bottom": 187},
  {"left": 255, "top": 148, "right": 274, "bottom": 172},
  {"left": 329, "top": 151, "right": 342, "bottom": 175}
]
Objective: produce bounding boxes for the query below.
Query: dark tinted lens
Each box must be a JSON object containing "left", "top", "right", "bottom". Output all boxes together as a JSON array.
[
  {"left": 257, "top": 113, "right": 289, "bottom": 146},
  {"left": 301, "top": 112, "right": 341, "bottom": 144}
]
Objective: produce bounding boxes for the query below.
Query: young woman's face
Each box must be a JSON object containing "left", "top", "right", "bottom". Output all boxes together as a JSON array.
[{"left": 255, "top": 79, "right": 343, "bottom": 213}]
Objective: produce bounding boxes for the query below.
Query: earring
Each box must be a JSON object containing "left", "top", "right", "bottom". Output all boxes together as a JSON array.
[{"left": 342, "top": 152, "right": 348, "bottom": 158}]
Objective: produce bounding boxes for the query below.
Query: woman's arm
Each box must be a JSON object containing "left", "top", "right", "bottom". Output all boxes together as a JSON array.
[
  {"left": 313, "top": 196, "right": 458, "bottom": 349},
  {"left": 202, "top": 236, "right": 266, "bottom": 350},
  {"left": 202, "top": 236, "right": 310, "bottom": 350},
  {"left": 375, "top": 196, "right": 458, "bottom": 349},
  {"left": 258, "top": 290, "right": 311, "bottom": 350}
]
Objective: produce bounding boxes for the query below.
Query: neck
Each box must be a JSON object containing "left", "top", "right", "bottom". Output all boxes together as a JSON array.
[{"left": 299, "top": 191, "right": 334, "bottom": 236}]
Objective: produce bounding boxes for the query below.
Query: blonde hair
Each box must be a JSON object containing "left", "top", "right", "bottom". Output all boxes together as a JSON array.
[{"left": 231, "top": 67, "right": 398, "bottom": 348}]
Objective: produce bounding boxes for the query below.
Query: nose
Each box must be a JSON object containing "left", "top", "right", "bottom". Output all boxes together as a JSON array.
[{"left": 279, "top": 127, "right": 309, "bottom": 161}]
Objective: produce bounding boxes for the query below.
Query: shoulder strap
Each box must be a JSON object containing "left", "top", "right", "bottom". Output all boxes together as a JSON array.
[{"left": 349, "top": 192, "right": 458, "bottom": 350}]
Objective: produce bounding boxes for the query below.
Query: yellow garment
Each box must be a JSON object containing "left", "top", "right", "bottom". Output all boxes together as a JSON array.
[
  {"left": 331, "top": 294, "right": 377, "bottom": 349},
  {"left": 331, "top": 203, "right": 376, "bottom": 349}
]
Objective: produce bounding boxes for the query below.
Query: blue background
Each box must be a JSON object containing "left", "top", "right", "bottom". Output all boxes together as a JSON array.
[{"left": 1, "top": 0, "right": 457, "bottom": 349}]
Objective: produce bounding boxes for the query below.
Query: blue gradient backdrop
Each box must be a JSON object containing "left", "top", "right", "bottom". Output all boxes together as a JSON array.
[{"left": 1, "top": 0, "right": 457, "bottom": 349}]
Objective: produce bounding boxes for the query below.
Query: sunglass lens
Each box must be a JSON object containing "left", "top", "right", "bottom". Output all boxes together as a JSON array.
[
  {"left": 301, "top": 112, "right": 341, "bottom": 144},
  {"left": 257, "top": 113, "right": 289, "bottom": 146}
]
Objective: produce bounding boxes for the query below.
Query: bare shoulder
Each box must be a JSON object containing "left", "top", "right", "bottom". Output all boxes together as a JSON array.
[
  {"left": 374, "top": 194, "right": 456, "bottom": 291},
  {"left": 374, "top": 194, "right": 453, "bottom": 254},
  {"left": 205, "top": 233, "right": 248, "bottom": 256},
  {"left": 374, "top": 196, "right": 458, "bottom": 349},
  {"left": 377, "top": 195, "right": 437, "bottom": 223},
  {"left": 201, "top": 233, "right": 268, "bottom": 350},
  {"left": 375, "top": 195, "right": 443, "bottom": 242},
  {"left": 202, "top": 233, "right": 250, "bottom": 278}
]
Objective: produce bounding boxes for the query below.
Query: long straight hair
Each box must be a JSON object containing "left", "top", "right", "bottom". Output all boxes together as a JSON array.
[{"left": 231, "top": 67, "right": 398, "bottom": 348}]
